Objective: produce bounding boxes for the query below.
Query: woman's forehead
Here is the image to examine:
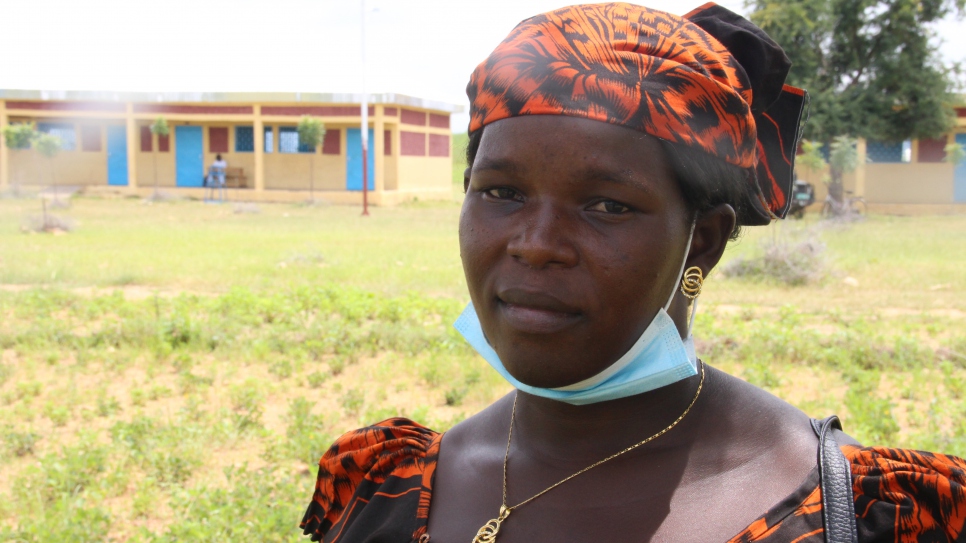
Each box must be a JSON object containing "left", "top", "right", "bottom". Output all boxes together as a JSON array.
[{"left": 474, "top": 116, "right": 670, "bottom": 183}]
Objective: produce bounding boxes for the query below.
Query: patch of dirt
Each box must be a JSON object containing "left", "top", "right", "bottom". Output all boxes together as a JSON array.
[{"left": 0, "top": 284, "right": 214, "bottom": 300}]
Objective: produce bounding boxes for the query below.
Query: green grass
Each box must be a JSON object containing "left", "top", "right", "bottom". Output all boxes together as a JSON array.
[{"left": 0, "top": 194, "right": 964, "bottom": 541}]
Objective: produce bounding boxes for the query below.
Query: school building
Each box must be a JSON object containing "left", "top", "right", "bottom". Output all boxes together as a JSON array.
[
  {"left": 0, "top": 90, "right": 462, "bottom": 205},
  {"left": 797, "top": 104, "right": 966, "bottom": 213}
]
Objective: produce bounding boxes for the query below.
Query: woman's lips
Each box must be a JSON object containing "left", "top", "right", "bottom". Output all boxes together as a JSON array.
[{"left": 496, "top": 289, "right": 583, "bottom": 334}]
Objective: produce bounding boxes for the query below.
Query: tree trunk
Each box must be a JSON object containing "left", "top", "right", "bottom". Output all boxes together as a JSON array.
[
  {"left": 154, "top": 149, "right": 159, "bottom": 196},
  {"left": 828, "top": 167, "right": 844, "bottom": 204}
]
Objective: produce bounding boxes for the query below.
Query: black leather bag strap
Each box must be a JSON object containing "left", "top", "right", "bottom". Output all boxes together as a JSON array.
[{"left": 810, "top": 416, "right": 858, "bottom": 543}]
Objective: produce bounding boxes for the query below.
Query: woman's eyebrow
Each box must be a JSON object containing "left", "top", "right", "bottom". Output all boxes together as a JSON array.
[
  {"left": 472, "top": 157, "right": 523, "bottom": 176},
  {"left": 575, "top": 166, "right": 650, "bottom": 193}
]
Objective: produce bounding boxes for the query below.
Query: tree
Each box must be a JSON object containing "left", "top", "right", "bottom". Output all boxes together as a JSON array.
[
  {"left": 749, "top": 0, "right": 965, "bottom": 200},
  {"left": 1, "top": 122, "right": 37, "bottom": 189},
  {"left": 150, "top": 117, "right": 169, "bottom": 198},
  {"left": 34, "top": 132, "right": 62, "bottom": 187},
  {"left": 297, "top": 116, "right": 326, "bottom": 202},
  {"left": 798, "top": 136, "right": 859, "bottom": 211},
  {"left": 945, "top": 141, "right": 966, "bottom": 165}
]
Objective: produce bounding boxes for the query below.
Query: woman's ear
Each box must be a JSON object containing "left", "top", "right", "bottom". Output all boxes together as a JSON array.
[
  {"left": 686, "top": 203, "right": 737, "bottom": 276},
  {"left": 463, "top": 167, "right": 471, "bottom": 194}
]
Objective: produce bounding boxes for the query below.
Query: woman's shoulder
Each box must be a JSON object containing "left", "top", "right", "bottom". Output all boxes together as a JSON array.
[
  {"left": 846, "top": 445, "right": 966, "bottom": 541},
  {"left": 300, "top": 418, "right": 441, "bottom": 542}
]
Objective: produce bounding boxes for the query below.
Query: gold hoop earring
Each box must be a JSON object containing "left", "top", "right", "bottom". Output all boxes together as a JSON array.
[{"left": 680, "top": 266, "right": 704, "bottom": 325}]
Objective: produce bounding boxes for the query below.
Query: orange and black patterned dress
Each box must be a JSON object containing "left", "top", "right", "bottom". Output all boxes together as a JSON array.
[{"left": 300, "top": 418, "right": 966, "bottom": 542}]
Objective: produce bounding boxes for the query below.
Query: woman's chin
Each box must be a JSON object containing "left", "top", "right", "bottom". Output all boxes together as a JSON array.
[{"left": 501, "top": 355, "right": 607, "bottom": 390}]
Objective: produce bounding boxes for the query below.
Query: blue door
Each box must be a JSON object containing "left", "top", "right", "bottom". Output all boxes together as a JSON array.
[
  {"left": 346, "top": 128, "right": 375, "bottom": 191},
  {"left": 176, "top": 126, "right": 204, "bottom": 187},
  {"left": 106, "top": 126, "right": 128, "bottom": 186},
  {"left": 956, "top": 134, "right": 966, "bottom": 203}
]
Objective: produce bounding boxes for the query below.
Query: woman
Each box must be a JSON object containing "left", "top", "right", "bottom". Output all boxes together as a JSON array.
[{"left": 301, "top": 4, "right": 966, "bottom": 542}]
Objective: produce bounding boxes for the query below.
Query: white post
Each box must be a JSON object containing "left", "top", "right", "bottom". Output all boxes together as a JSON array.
[{"left": 360, "top": 0, "right": 370, "bottom": 215}]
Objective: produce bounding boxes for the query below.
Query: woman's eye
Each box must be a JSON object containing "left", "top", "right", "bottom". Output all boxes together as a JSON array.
[
  {"left": 483, "top": 187, "right": 522, "bottom": 201},
  {"left": 588, "top": 200, "right": 632, "bottom": 214}
]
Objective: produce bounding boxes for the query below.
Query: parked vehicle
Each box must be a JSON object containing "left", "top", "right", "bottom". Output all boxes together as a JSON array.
[{"left": 788, "top": 179, "right": 815, "bottom": 219}]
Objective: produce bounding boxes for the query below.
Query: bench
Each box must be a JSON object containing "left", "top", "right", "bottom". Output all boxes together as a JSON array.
[{"left": 224, "top": 167, "right": 247, "bottom": 188}]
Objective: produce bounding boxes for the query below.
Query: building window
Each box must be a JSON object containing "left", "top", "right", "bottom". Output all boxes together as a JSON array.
[
  {"left": 866, "top": 140, "right": 910, "bottom": 163},
  {"left": 918, "top": 138, "right": 947, "bottom": 163},
  {"left": 209, "top": 127, "right": 229, "bottom": 153},
  {"left": 140, "top": 126, "right": 153, "bottom": 152},
  {"left": 429, "top": 134, "right": 449, "bottom": 157},
  {"left": 401, "top": 131, "right": 426, "bottom": 156},
  {"left": 235, "top": 126, "right": 254, "bottom": 152},
  {"left": 401, "top": 109, "right": 427, "bottom": 126},
  {"left": 159, "top": 134, "right": 170, "bottom": 152},
  {"left": 279, "top": 126, "right": 314, "bottom": 153},
  {"left": 81, "top": 125, "right": 101, "bottom": 152},
  {"left": 384, "top": 130, "right": 392, "bottom": 156},
  {"left": 429, "top": 113, "right": 450, "bottom": 129},
  {"left": 38, "top": 122, "right": 76, "bottom": 151},
  {"left": 264, "top": 126, "right": 274, "bottom": 153},
  {"left": 322, "top": 129, "right": 340, "bottom": 155}
]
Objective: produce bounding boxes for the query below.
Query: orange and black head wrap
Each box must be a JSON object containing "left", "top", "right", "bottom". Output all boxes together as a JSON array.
[{"left": 466, "top": 2, "right": 808, "bottom": 225}]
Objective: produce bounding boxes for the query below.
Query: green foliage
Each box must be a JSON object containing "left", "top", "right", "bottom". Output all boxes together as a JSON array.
[
  {"left": 141, "top": 466, "right": 307, "bottom": 542},
  {"left": 945, "top": 141, "right": 966, "bottom": 165},
  {"left": 828, "top": 136, "right": 858, "bottom": 176},
  {"left": 150, "top": 117, "right": 170, "bottom": 137},
  {"left": 296, "top": 116, "right": 326, "bottom": 150},
  {"left": 3, "top": 429, "right": 39, "bottom": 457},
  {"left": 749, "top": 0, "right": 964, "bottom": 143},
  {"left": 1, "top": 122, "right": 36, "bottom": 150},
  {"left": 33, "top": 132, "right": 62, "bottom": 159},
  {"left": 340, "top": 388, "right": 365, "bottom": 416},
  {"left": 797, "top": 139, "right": 827, "bottom": 173},
  {"left": 230, "top": 380, "right": 264, "bottom": 431}
]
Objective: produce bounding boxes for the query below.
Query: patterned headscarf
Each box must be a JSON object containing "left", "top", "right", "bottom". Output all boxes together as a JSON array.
[{"left": 466, "top": 2, "right": 808, "bottom": 225}]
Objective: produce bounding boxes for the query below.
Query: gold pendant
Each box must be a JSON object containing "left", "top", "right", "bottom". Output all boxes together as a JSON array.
[{"left": 472, "top": 505, "right": 511, "bottom": 543}]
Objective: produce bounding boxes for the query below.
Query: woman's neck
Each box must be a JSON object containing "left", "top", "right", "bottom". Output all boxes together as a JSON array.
[{"left": 509, "top": 368, "right": 708, "bottom": 467}]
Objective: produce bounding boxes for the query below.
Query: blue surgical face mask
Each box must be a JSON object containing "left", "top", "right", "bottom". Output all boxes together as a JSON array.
[{"left": 453, "top": 223, "right": 699, "bottom": 405}]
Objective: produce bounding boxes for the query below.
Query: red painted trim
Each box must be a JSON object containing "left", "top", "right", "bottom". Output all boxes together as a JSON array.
[
  {"left": 384, "top": 107, "right": 398, "bottom": 116},
  {"left": 429, "top": 113, "right": 450, "bottom": 129},
  {"left": 209, "top": 126, "right": 229, "bottom": 153},
  {"left": 322, "top": 129, "right": 341, "bottom": 155},
  {"left": 918, "top": 138, "right": 947, "bottom": 163},
  {"left": 429, "top": 133, "right": 450, "bottom": 157},
  {"left": 384, "top": 130, "right": 392, "bottom": 156},
  {"left": 133, "top": 104, "right": 252, "bottom": 115},
  {"left": 261, "top": 105, "right": 376, "bottom": 116},
  {"left": 5, "top": 100, "right": 125, "bottom": 112},
  {"left": 401, "top": 131, "right": 426, "bottom": 156},
  {"left": 401, "top": 109, "right": 427, "bottom": 126},
  {"left": 140, "top": 126, "right": 153, "bottom": 152}
]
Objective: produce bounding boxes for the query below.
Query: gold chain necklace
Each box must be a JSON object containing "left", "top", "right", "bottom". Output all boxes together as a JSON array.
[{"left": 471, "top": 362, "right": 705, "bottom": 543}]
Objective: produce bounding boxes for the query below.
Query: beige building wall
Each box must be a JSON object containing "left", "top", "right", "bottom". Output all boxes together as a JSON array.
[
  {"left": 396, "top": 156, "right": 452, "bottom": 193},
  {"left": 864, "top": 163, "right": 954, "bottom": 204},
  {"left": 7, "top": 123, "right": 109, "bottom": 187}
]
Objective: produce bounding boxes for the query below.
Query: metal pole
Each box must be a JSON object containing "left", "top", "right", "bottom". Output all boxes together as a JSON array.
[{"left": 360, "top": 0, "right": 370, "bottom": 216}]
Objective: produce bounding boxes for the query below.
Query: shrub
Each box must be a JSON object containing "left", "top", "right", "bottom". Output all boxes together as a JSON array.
[{"left": 722, "top": 231, "right": 827, "bottom": 286}]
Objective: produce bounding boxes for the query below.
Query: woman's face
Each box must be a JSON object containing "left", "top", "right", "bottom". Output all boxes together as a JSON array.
[{"left": 460, "top": 115, "right": 693, "bottom": 389}]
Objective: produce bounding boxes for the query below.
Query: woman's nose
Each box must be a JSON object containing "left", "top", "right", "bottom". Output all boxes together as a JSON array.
[{"left": 506, "top": 205, "right": 579, "bottom": 269}]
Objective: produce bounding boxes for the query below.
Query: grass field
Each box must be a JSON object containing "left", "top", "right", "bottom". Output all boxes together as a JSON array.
[{"left": 1, "top": 185, "right": 965, "bottom": 541}]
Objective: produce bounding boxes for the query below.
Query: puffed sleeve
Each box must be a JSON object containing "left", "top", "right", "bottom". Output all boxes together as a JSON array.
[
  {"left": 846, "top": 446, "right": 966, "bottom": 542},
  {"left": 300, "top": 418, "right": 441, "bottom": 543}
]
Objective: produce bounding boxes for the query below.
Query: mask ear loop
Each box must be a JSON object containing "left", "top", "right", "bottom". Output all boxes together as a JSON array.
[{"left": 664, "top": 220, "right": 697, "bottom": 312}]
